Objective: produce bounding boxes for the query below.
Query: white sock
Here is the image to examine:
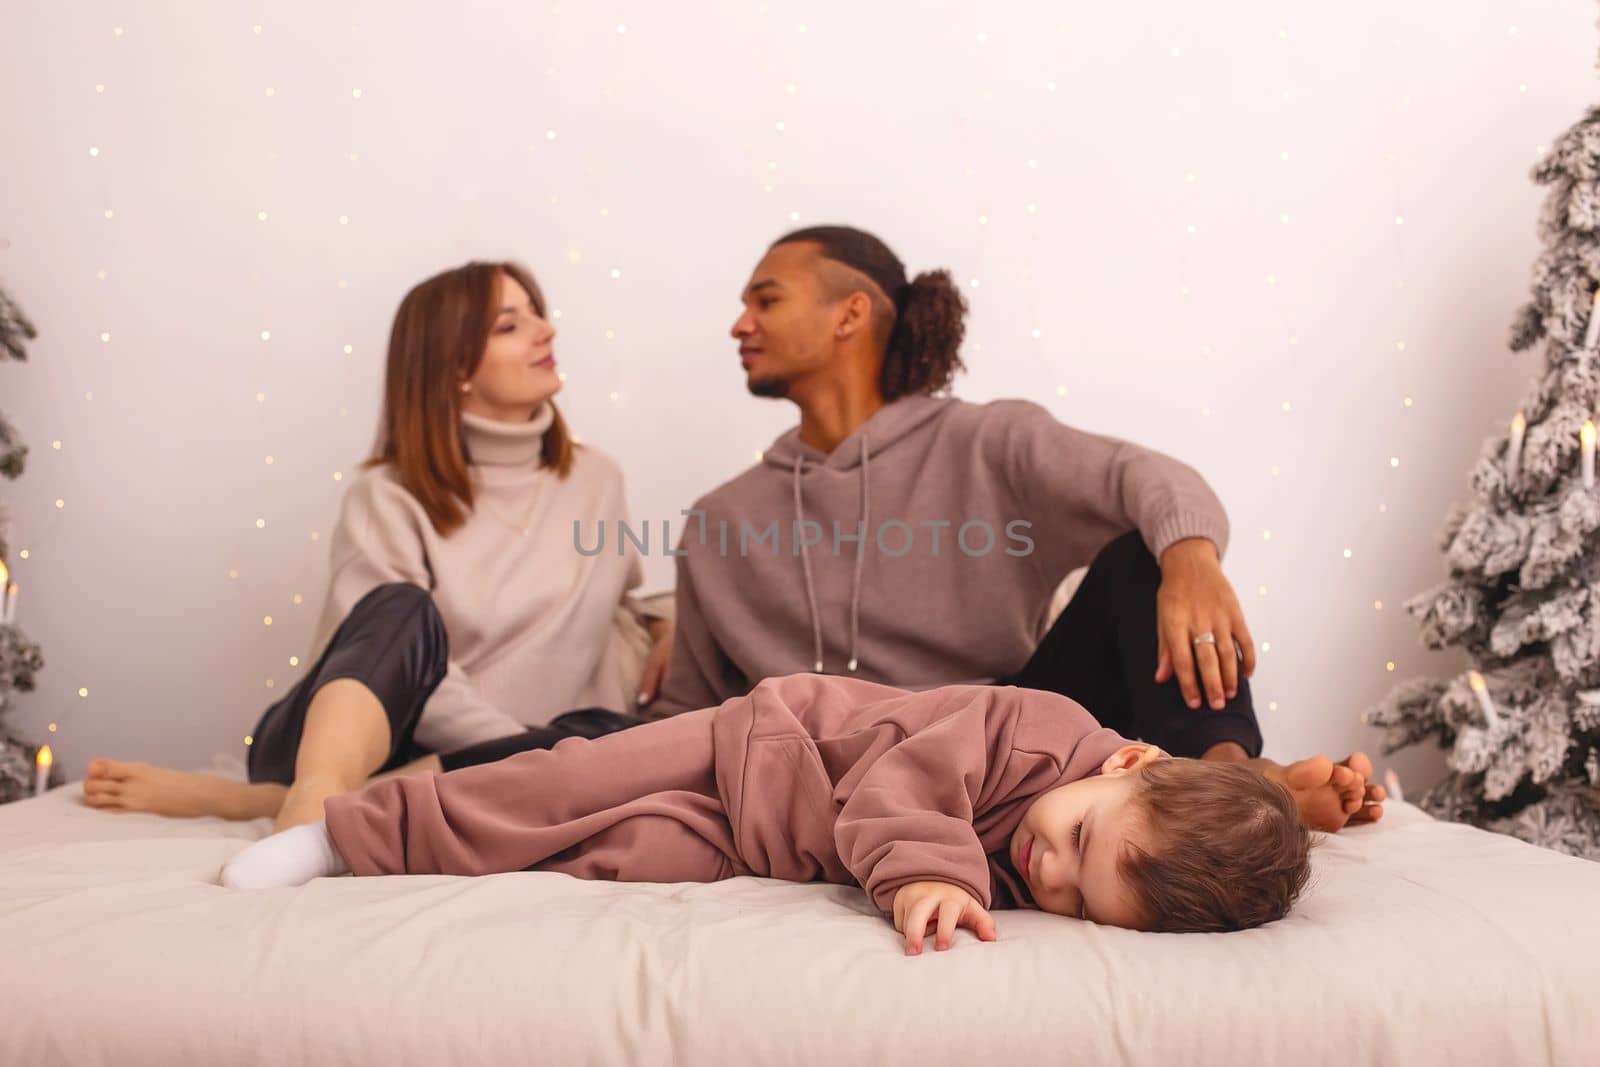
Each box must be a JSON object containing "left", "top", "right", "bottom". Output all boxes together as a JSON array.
[{"left": 221, "top": 820, "right": 350, "bottom": 890}]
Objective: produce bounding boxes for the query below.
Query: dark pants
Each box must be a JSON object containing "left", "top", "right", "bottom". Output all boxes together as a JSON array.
[
  {"left": 433, "top": 531, "right": 1262, "bottom": 763},
  {"left": 245, "top": 582, "right": 639, "bottom": 783},
  {"left": 996, "top": 530, "right": 1263, "bottom": 759},
  {"left": 435, "top": 707, "right": 643, "bottom": 772},
  {"left": 437, "top": 532, "right": 1261, "bottom": 763},
  {"left": 252, "top": 530, "right": 1261, "bottom": 782}
]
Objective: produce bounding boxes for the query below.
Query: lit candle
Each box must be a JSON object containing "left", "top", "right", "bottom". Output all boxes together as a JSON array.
[
  {"left": 34, "top": 745, "right": 52, "bottom": 797},
  {"left": 1468, "top": 670, "right": 1499, "bottom": 728},
  {"left": 1383, "top": 767, "right": 1404, "bottom": 806},
  {"left": 1585, "top": 289, "right": 1600, "bottom": 349},
  {"left": 2, "top": 581, "right": 15, "bottom": 625},
  {"left": 1584, "top": 421, "right": 1597, "bottom": 490},
  {"left": 1506, "top": 411, "right": 1525, "bottom": 482}
]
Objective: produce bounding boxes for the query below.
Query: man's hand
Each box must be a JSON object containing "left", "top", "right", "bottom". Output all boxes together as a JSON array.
[
  {"left": 1154, "top": 537, "right": 1257, "bottom": 711},
  {"left": 635, "top": 619, "right": 674, "bottom": 706},
  {"left": 892, "top": 880, "right": 997, "bottom": 955}
]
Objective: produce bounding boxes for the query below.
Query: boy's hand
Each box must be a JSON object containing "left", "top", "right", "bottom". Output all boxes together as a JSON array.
[{"left": 892, "top": 881, "right": 998, "bottom": 955}]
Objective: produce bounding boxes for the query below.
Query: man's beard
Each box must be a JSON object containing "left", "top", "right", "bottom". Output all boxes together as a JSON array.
[{"left": 746, "top": 375, "right": 790, "bottom": 398}]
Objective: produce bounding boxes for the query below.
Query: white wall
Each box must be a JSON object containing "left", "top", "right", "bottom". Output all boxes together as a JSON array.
[{"left": 1, "top": 1, "right": 1593, "bottom": 789}]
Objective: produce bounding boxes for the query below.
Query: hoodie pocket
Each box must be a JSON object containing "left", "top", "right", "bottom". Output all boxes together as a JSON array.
[{"left": 712, "top": 697, "right": 856, "bottom": 887}]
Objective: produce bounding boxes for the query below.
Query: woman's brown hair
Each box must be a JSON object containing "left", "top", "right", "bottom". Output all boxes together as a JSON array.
[{"left": 363, "top": 261, "right": 576, "bottom": 537}]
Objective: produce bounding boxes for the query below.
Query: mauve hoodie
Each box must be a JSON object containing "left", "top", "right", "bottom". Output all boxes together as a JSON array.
[
  {"left": 322, "top": 673, "right": 1133, "bottom": 912},
  {"left": 649, "top": 394, "right": 1230, "bottom": 718}
]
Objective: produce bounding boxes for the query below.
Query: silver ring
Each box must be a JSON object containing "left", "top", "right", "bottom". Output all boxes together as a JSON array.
[{"left": 1192, "top": 632, "right": 1217, "bottom": 646}]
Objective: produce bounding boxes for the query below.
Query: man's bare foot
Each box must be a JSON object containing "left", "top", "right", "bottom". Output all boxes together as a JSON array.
[
  {"left": 1338, "top": 752, "right": 1386, "bottom": 826},
  {"left": 83, "top": 758, "right": 286, "bottom": 820},
  {"left": 1266, "top": 754, "right": 1384, "bottom": 832},
  {"left": 1203, "top": 742, "right": 1388, "bottom": 832},
  {"left": 273, "top": 774, "right": 355, "bottom": 833}
]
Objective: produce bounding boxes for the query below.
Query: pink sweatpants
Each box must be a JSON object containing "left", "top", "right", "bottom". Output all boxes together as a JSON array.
[{"left": 322, "top": 707, "right": 751, "bottom": 884}]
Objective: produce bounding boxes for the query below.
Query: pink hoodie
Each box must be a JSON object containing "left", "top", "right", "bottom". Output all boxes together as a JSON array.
[
  {"left": 323, "top": 673, "right": 1132, "bottom": 912},
  {"left": 651, "top": 394, "right": 1229, "bottom": 718}
]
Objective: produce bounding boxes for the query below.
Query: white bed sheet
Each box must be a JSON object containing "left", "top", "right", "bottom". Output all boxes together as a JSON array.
[{"left": 2, "top": 776, "right": 1598, "bottom": 1066}]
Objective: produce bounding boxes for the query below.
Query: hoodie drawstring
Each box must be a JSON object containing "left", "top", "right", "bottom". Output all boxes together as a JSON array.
[
  {"left": 792, "top": 436, "right": 870, "bottom": 674},
  {"left": 848, "top": 435, "right": 870, "bottom": 671},
  {"left": 793, "top": 452, "right": 825, "bottom": 673}
]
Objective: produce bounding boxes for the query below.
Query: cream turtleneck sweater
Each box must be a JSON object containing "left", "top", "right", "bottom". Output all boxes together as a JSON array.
[{"left": 306, "top": 404, "right": 663, "bottom": 753}]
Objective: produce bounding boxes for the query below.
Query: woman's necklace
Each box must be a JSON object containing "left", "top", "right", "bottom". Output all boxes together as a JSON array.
[{"left": 476, "top": 485, "right": 541, "bottom": 537}]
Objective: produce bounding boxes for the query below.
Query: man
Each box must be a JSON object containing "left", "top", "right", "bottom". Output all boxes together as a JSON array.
[{"left": 646, "top": 224, "right": 1384, "bottom": 832}]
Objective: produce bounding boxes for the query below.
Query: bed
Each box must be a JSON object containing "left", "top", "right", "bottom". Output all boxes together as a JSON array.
[{"left": 1, "top": 764, "right": 1597, "bottom": 1067}]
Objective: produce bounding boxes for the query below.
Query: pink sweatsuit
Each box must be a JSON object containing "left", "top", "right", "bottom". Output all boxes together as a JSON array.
[{"left": 323, "top": 673, "right": 1133, "bottom": 913}]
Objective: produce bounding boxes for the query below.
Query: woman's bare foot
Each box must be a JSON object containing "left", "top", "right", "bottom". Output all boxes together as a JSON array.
[
  {"left": 83, "top": 752, "right": 440, "bottom": 828},
  {"left": 1268, "top": 754, "right": 1383, "bottom": 832},
  {"left": 273, "top": 774, "right": 355, "bottom": 833},
  {"left": 83, "top": 758, "right": 286, "bottom": 820}
]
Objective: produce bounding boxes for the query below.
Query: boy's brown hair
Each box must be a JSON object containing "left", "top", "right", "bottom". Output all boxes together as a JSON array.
[{"left": 1118, "top": 759, "right": 1312, "bottom": 933}]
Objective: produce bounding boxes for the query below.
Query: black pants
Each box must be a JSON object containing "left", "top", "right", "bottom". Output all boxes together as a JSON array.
[
  {"left": 434, "top": 531, "right": 1262, "bottom": 762},
  {"left": 245, "top": 583, "right": 639, "bottom": 783},
  {"left": 250, "top": 531, "right": 1262, "bottom": 782},
  {"left": 995, "top": 530, "right": 1263, "bottom": 759}
]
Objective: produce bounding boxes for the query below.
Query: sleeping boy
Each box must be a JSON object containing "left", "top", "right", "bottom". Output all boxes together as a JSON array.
[{"left": 221, "top": 673, "right": 1316, "bottom": 951}]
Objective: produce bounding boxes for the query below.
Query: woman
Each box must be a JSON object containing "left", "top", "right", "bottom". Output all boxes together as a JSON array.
[{"left": 84, "top": 261, "right": 670, "bottom": 831}]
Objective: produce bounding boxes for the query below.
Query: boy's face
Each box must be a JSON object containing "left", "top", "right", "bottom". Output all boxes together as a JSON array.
[{"left": 1009, "top": 744, "right": 1167, "bottom": 930}]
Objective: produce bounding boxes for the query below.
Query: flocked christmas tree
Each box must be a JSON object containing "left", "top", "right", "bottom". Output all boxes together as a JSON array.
[
  {"left": 1367, "top": 97, "right": 1600, "bottom": 860},
  {"left": 0, "top": 281, "right": 48, "bottom": 803}
]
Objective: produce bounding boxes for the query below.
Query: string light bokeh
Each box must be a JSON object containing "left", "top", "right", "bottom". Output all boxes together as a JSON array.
[{"left": 0, "top": 3, "right": 1595, "bottom": 785}]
